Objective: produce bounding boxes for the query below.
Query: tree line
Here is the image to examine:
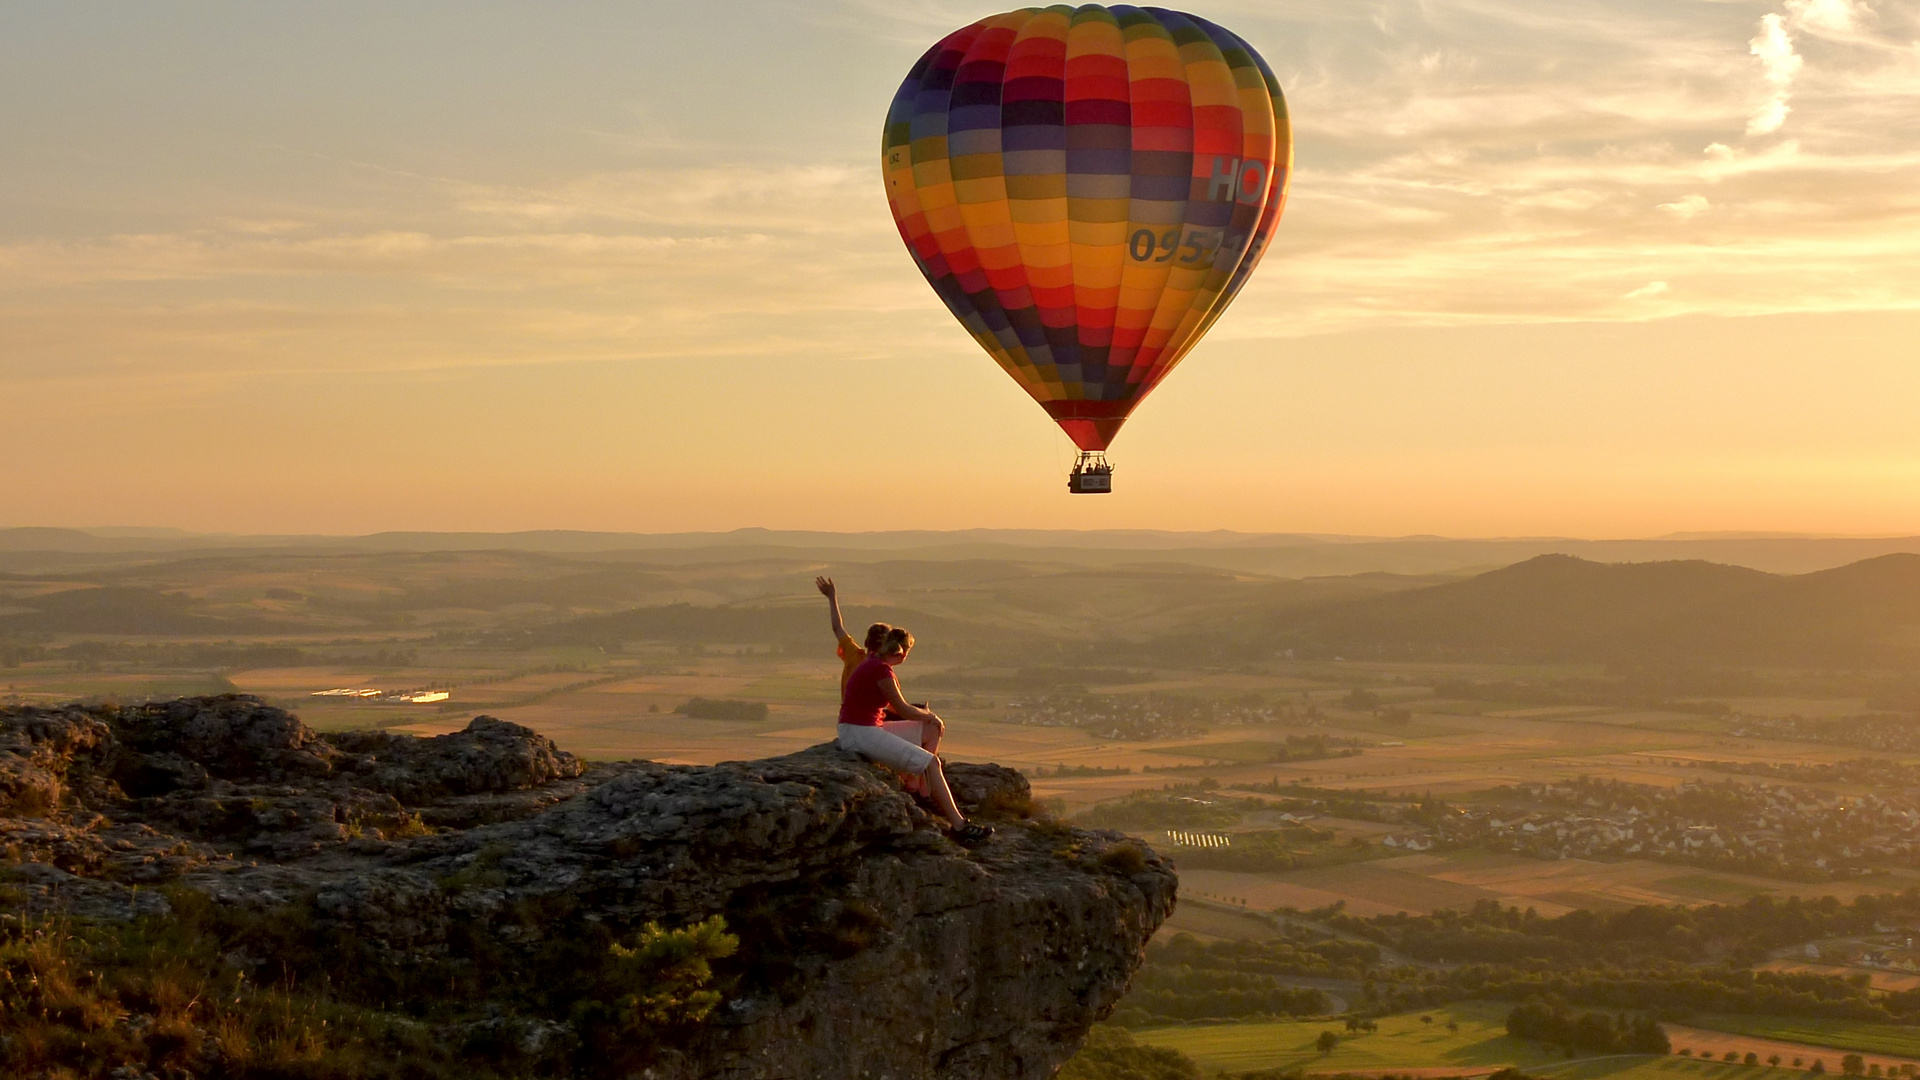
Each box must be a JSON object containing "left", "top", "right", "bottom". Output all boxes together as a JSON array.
[
  {"left": 1504, "top": 1002, "right": 1670, "bottom": 1055},
  {"left": 1319, "top": 891, "right": 1920, "bottom": 969}
]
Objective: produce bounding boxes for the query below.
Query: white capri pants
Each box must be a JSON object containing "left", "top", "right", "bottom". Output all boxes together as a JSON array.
[{"left": 838, "top": 720, "right": 934, "bottom": 774}]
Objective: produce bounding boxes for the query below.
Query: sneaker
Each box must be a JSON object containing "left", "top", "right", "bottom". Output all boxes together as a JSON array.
[{"left": 952, "top": 822, "right": 994, "bottom": 846}]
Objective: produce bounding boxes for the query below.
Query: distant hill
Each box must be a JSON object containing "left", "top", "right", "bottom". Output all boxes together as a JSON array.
[
  {"left": 10, "top": 527, "right": 1920, "bottom": 576},
  {"left": 1243, "top": 553, "right": 1920, "bottom": 666},
  {"left": 1650, "top": 554, "right": 1920, "bottom": 665},
  {"left": 0, "top": 586, "right": 228, "bottom": 635},
  {"left": 7, "top": 538, "right": 1920, "bottom": 668},
  {"left": 1278, "top": 556, "right": 1777, "bottom": 658},
  {"left": 0, "top": 585, "right": 313, "bottom": 636}
]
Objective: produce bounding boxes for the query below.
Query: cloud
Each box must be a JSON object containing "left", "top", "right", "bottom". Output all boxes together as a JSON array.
[
  {"left": 1748, "top": 13, "right": 1804, "bottom": 135},
  {"left": 1785, "top": 0, "right": 1867, "bottom": 35},
  {"left": 1658, "top": 194, "right": 1711, "bottom": 218},
  {"left": 1624, "top": 281, "right": 1670, "bottom": 299}
]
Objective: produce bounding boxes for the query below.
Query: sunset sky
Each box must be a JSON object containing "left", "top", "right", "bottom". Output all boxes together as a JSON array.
[{"left": 5, "top": 0, "right": 1920, "bottom": 536}]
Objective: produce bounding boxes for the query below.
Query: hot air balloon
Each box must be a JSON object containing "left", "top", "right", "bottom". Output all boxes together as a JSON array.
[{"left": 882, "top": 5, "right": 1290, "bottom": 493}]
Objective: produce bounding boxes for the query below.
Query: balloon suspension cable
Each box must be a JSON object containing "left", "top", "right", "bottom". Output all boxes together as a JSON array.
[{"left": 1067, "top": 451, "right": 1114, "bottom": 495}]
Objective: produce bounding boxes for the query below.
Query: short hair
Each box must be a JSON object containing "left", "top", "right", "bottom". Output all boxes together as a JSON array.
[
  {"left": 863, "top": 623, "right": 892, "bottom": 652},
  {"left": 880, "top": 626, "right": 914, "bottom": 656}
]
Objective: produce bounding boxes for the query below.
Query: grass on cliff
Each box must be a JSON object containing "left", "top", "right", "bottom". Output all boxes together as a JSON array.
[
  {"left": 0, "top": 884, "right": 737, "bottom": 1080},
  {"left": 1, "top": 901, "right": 409, "bottom": 1079}
]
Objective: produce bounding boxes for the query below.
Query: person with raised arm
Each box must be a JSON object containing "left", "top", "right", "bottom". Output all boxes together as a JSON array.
[
  {"left": 837, "top": 626, "right": 991, "bottom": 846},
  {"left": 816, "top": 576, "right": 940, "bottom": 791},
  {"left": 816, "top": 575, "right": 891, "bottom": 699}
]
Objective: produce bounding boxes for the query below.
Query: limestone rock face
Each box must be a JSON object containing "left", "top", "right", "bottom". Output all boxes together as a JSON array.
[{"left": 0, "top": 696, "right": 1175, "bottom": 1080}]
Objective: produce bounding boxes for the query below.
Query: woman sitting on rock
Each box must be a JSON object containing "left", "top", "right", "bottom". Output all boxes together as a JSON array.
[
  {"left": 816, "top": 575, "right": 937, "bottom": 794},
  {"left": 838, "top": 626, "right": 992, "bottom": 845}
]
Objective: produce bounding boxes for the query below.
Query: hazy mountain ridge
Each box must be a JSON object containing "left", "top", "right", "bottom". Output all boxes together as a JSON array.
[
  {"left": 6, "top": 542, "right": 1920, "bottom": 669},
  {"left": 1243, "top": 553, "right": 1920, "bottom": 665},
  {"left": 11, "top": 526, "right": 1920, "bottom": 576}
]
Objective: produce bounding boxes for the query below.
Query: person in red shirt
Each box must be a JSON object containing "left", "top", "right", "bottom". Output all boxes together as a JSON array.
[
  {"left": 817, "top": 575, "right": 938, "bottom": 793},
  {"left": 838, "top": 626, "right": 991, "bottom": 845}
]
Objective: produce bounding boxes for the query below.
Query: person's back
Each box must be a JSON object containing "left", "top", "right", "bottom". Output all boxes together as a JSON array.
[
  {"left": 837, "top": 633, "right": 863, "bottom": 691},
  {"left": 840, "top": 653, "right": 894, "bottom": 727}
]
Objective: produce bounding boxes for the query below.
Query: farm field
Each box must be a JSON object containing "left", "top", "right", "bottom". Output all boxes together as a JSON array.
[
  {"left": 1151, "top": 898, "right": 1283, "bottom": 943},
  {"left": 1534, "top": 1059, "right": 1799, "bottom": 1080},
  {"left": 1132, "top": 1008, "right": 1920, "bottom": 1080},
  {"left": 1134, "top": 1002, "right": 1560, "bottom": 1075},
  {"left": 1689, "top": 1016, "right": 1920, "bottom": 1061},
  {"left": 1756, "top": 960, "right": 1920, "bottom": 993},
  {"left": 1664, "top": 1025, "right": 1920, "bottom": 1075},
  {"left": 1390, "top": 850, "right": 1920, "bottom": 912},
  {"left": 1177, "top": 864, "right": 1494, "bottom": 918},
  {"left": 1173, "top": 851, "right": 1917, "bottom": 920}
]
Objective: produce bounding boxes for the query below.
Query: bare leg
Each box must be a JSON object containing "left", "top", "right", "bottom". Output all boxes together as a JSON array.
[
  {"left": 921, "top": 757, "right": 966, "bottom": 829},
  {"left": 905, "top": 717, "right": 933, "bottom": 794},
  {"left": 921, "top": 715, "right": 944, "bottom": 756}
]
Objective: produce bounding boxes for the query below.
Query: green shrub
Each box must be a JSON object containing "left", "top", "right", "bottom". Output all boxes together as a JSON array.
[
  {"left": 1099, "top": 840, "right": 1150, "bottom": 876},
  {"left": 0, "top": 893, "right": 741, "bottom": 1079}
]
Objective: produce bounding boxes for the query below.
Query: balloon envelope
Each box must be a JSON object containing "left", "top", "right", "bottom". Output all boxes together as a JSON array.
[{"left": 882, "top": 4, "right": 1290, "bottom": 452}]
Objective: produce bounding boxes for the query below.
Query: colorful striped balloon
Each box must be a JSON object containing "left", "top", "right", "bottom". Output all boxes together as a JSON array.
[{"left": 882, "top": 4, "right": 1290, "bottom": 454}]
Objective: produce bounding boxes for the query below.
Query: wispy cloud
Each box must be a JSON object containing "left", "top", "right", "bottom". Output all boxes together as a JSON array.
[
  {"left": 0, "top": 152, "right": 948, "bottom": 388},
  {"left": 1785, "top": 0, "right": 1867, "bottom": 36},
  {"left": 1658, "top": 194, "right": 1711, "bottom": 218},
  {"left": 1185, "top": 0, "right": 1920, "bottom": 335},
  {"left": 1748, "top": 13, "right": 1803, "bottom": 135}
]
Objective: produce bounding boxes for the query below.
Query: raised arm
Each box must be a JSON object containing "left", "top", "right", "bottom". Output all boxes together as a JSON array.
[{"left": 815, "top": 576, "right": 848, "bottom": 641}]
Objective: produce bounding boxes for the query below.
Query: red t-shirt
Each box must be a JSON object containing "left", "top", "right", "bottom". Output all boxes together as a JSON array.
[{"left": 839, "top": 654, "right": 896, "bottom": 727}]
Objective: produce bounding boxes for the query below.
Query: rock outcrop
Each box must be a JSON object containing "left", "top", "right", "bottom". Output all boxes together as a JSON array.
[{"left": 0, "top": 696, "right": 1175, "bottom": 1079}]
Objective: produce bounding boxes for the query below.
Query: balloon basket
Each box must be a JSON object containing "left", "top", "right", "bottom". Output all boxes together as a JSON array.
[{"left": 1068, "top": 452, "right": 1113, "bottom": 495}]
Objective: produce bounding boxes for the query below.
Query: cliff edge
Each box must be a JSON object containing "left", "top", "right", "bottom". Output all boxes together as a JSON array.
[{"left": 0, "top": 696, "right": 1175, "bottom": 1079}]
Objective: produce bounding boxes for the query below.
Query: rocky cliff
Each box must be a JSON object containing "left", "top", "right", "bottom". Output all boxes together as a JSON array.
[{"left": 0, "top": 696, "right": 1175, "bottom": 1080}]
